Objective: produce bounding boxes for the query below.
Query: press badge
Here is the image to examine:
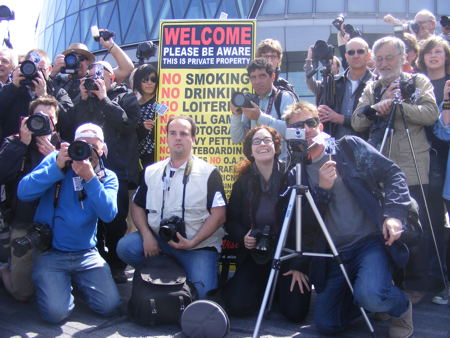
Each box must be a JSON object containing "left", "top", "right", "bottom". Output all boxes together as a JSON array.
[{"left": 73, "top": 176, "right": 83, "bottom": 191}]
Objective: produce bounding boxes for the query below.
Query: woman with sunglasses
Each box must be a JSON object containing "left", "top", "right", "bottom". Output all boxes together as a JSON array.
[
  {"left": 221, "top": 126, "right": 311, "bottom": 322},
  {"left": 133, "top": 64, "right": 159, "bottom": 169}
]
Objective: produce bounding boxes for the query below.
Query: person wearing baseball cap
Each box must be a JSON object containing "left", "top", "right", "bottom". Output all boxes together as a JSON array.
[
  {"left": 16, "top": 122, "right": 121, "bottom": 323},
  {"left": 73, "top": 59, "right": 140, "bottom": 283}
]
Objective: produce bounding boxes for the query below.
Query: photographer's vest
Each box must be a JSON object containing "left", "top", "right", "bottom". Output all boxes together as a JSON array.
[{"left": 144, "top": 156, "right": 224, "bottom": 251}]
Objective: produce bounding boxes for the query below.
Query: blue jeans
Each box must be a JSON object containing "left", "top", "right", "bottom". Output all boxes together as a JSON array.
[
  {"left": 117, "top": 232, "right": 218, "bottom": 298},
  {"left": 314, "top": 237, "right": 408, "bottom": 334},
  {"left": 32, "top": 248, "right": 121, "bottom": 323}
]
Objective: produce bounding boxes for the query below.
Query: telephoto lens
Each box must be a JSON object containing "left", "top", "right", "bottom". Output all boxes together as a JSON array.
[{"left": 68, "top": 140, "right": 92, "bottom": 161}]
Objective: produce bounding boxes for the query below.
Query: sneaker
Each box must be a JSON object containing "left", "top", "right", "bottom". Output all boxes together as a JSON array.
[
  {"left": 431, "top": 288, "right": 449, "bottom": 305},
  {"left": 112, "top": 269, "right": 127, "bottom": 284},
  {"left": 389, "top": 301, "right": 413, "bottom": 338}
]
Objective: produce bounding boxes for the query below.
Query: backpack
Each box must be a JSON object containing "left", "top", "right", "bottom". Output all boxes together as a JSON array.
[{"left": 128, "top": 255, "right": 197, "bottom": 326}]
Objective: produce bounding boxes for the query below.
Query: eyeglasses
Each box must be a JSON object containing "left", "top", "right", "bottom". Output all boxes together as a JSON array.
[
  {"left": 289, "top": 117, "right": 319, "bottom": 129},
  {"left": 346, "top": 49, "right": 366, "bottom": 56},
  {"left": 252, "top": 137, "right": 274, "bottom": 145},
  {"left": 261, "top": 54, "right": 279, "bottom": 60},
  {"left": 142, "top": 76, "right": 157, "bottom": 83},
  {"left": 375, "top": 54, "right": 401, "bottom": 63}
]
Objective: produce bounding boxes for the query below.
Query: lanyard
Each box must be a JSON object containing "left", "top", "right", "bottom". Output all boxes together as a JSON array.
[{"left": 160, "top": 158, "right": 193, "bottom": 221}]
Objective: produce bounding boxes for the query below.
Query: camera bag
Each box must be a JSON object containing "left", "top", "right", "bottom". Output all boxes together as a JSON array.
[
  {"left": 181, "top": 300, "right": 230, "bottom": 338},
  {"left": 128, "top": 254, "right": 197, "bottom": 326}
]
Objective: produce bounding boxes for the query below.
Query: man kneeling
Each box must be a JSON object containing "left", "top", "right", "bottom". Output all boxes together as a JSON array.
[{"left": 17, "top": 123, "right": 121, "bottom": 323}]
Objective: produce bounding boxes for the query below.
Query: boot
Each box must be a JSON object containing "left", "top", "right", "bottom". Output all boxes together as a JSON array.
[{"left": 389, "top": 300, "right": 413, "bottom": 338}]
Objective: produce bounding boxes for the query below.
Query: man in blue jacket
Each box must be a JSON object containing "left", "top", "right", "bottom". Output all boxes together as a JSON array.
[
  {"left": 17, "top": 123, "right": 121, "bottom": 323},
  {"left": 283, "top": 101, "right": 413, "bottom": 338}
]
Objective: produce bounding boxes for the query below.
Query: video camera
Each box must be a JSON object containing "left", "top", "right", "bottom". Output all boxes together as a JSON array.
[
  {"left": 311, "top": 40, "right": 334, "bottom": 66},
  {"left": 159, "top": 216, "right": 186, "bottom": 243},
  {"left": 332, "top": 14, "right": 361, "bottom": 38},
  {"left": 91, "top": 26, "right": 115, "bottom": 42},
  {"left": 26, "top": 111, "right": 52, "bottom": 136},
  {"left": 231, "top": 91, "right": 259, "bottom": 109},
  {"left": 12, "top": 222, "right": 52, "bottom": 258},
  {"left": 136, "top": 41, "right": 157, "bottom": 65}
]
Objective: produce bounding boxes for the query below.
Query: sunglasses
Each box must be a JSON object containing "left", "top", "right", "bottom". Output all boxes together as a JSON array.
[
  {"left": 142, "top": 76, "right": 157, "bottom": 83},
  {"left": 252, "top": 137, "right": 274, "bottom": 145},
  {"left": 289, "top": 117, "right": 319, "bottom": 129},
  {"left": 346, "top": 49, "right": 366, "bottom": 56}
]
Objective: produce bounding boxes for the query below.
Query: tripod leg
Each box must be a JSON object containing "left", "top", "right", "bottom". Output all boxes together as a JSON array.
[
  {"left": 252, "top": 189, "right": 297, "bottom": 338},
  {"left": 304, "top": 191, "right": 375, "bottom": 335}
]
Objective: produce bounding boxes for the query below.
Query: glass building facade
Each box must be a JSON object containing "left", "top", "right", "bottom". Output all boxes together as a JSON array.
[{"left": 37, "top": 0, "right": 450, "bottom": 101}]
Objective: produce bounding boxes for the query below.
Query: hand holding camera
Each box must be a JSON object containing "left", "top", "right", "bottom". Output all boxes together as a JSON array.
[
  {"left": 50, "top": 54, "right": 66, "bottom": 77},
  {"left": 319, "top": 160, "right": 337, "bottom": 190},
  {"left": 19, "top": 117, "right": 33, "bottom": 146},
  {"left": 32, "top": 70, "right": 47, "bottom": 97}
]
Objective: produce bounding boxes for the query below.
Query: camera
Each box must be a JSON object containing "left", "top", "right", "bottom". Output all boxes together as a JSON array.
[
  {"left": 399, "top": 77, "right": 416, "bottom": 101},
  {"left": 91, "top": 25, "right": 115, "bottom": 42},
  {"left": 250, "top": 225, "right": 271, "bottom": 252},
  {"left": 68, "top": 140, "right": 93, "bottom": 161},
  {"left": 285, "top": 128, "right": 305, "bottom": 140},
  {"left": 332, "top": 14, "right": 361, "bottom": 38},
  {"left": 393, "top": 22, "right": 419, "bottom": 37},
  {"left": 231, "top": 91, "right": 259, "bottom": 108},
  {"left": 159, "top": 216, "right": 186, "bottom": 242},
  {"left": 136, "top": 41, "right": 157, "bottom": 64},
  {"left": 84, "top": 64, "right": 104, "bottom": 91},
  {"left": 12, "top": 222, "right": 52, "bottom": 257},
  {"left": 19, "top": 60, "right": 39, "bottom": 87},
  {"left": 332, "top": 14, "right": 344, "bottom": 31},
  {"left": 441, "top": 15, "right": 450, "bottom": 28},
  {"left": 62, "top": 53, "right": 83, "bottom": 74},
  {"left": 312, "top": 40, "right": 334, "bottom": 65},
  {"left": 26, "top": 111, "right": 52, "bottom": 136}
]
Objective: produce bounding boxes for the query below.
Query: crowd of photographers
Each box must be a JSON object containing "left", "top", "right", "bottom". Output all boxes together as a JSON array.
[{"left": 0, "top": 8, "right": 448, "bottom": 336}]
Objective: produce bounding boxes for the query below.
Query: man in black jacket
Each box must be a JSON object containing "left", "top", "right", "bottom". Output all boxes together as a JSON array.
[
  {"left": 316, "top": 38, "right": 373, "bottom": 139},
  {"left": 73, "top": 60, "right": 140, "bottom": 283},
  {"left": 0, "top": 49, "right": 73, "bottom": 144},
  {"left": 284, "top": 101, "right": 413, "bottom": 338},
  {"left": 0, "top": 96, "right": 60, "bottom": 301}
]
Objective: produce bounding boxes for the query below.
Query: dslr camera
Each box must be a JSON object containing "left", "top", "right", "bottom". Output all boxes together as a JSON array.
[
  {"left": 68, "top": 140, "right": 93, "bottom": 161},
  {"left": 332, "top": 14, "right": 361, "bottom": 38},
  {"left": 441, "top": 15, "right": 450, "bottom": 28},
  {"left": 159, "top": 216, "right": 186, "bottom": 243},
  {"left": 62, "top": 53, "right": 84, "bottom": 74},
  {"left": 12, "top": 222, "right": 52, "bottom": 258},
  {"left": 19, "top": 51, "right": 42, "bottom": 87},
  {"left": 136, "top": 41, "right": 157, "bottom": 65},
  {"left": 231, "top": 91, "right": 259, "bottom": 108},
  {"left": 26, "top": 111, "right": 52, "bottom": 136},
  {"left": 91, "top": 25, "right": 115, "bottom": 42}
]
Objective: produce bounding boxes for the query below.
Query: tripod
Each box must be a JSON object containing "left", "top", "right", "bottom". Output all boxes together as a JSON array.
[
  {"left": 252, "top": 159, "right": 375, "bottom": 338},
  {"left": 379, "top": 95, "right": 448, "bottom": 298}
]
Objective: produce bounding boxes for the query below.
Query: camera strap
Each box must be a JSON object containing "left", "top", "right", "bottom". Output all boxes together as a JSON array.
[
  {"left": 160, "top": 158, "right": 193, "bottom": 222},
  {"left": 265, "top": 89, "right": 278, "bottom": 118}
]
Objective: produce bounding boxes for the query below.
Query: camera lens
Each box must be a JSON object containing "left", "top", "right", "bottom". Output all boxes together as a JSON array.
[
  {"left": 231, "top": 92, "right": 246, "bottom": 107},
  {"left": 65, "top": 53, "right": 78, "bottom": 67},
  {"left": 20, "top": 60, "right": 37, "bottom": 76},
  {"left": 68, "top": 141, "right": 92, "bottom": 161},
  {"left": 27, "top": 115, "right": 45, "bottom": 131}
]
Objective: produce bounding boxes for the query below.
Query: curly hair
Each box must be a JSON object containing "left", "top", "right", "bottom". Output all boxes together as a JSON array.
[{"left": 235, "top": 126, "right": 282, "bottom": 177}]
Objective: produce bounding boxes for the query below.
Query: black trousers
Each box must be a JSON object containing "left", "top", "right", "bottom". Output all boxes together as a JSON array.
[
  {"left": 97, "top": 179, "right": 129, "bottom": 271},
  {"left": 222, "top": 254, "right": 311, "bottom": 322}
]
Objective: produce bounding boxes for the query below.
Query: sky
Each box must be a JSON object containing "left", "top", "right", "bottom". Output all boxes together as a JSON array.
[{"left": 0, "top": 0, "right": 44, "bottom": 55}]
